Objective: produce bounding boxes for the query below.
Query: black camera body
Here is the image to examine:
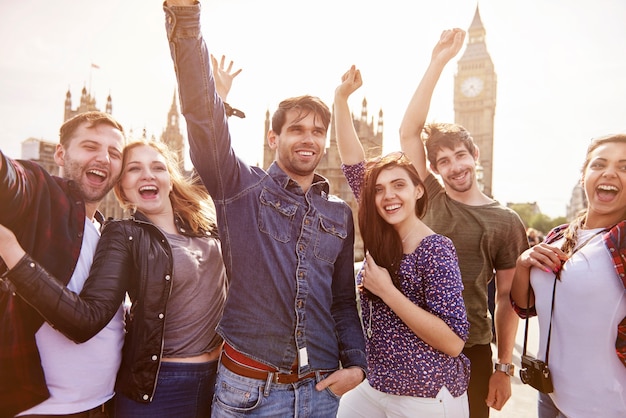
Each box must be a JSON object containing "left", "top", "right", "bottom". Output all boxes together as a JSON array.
[{"left": 520, "top": 355, "right": 553, "bottom": 393}]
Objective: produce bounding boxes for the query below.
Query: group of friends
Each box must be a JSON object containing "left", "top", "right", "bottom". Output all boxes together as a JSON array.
[{"left": 0, "top": 1, "right": 624, "bottom": 418}]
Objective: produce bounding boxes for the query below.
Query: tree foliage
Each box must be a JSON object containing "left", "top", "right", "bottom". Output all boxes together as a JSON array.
[{"left": 508, "top": 203, "right": 569, "bottom": 238}]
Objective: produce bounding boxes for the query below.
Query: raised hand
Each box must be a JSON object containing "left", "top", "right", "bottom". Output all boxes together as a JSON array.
[
  {"left": 335, "top": 65, "right": 362, "bottom": 101},
  {"left": 210, "top": 54, "right": 242, "bottom": 101},
  {"left": 431, "top": 28, "right": 466, "bottom": 65}
]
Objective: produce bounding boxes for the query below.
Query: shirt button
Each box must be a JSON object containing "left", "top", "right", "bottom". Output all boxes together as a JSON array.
[{"left": 158, "top": 313, "right": 164, "bottom": 319}]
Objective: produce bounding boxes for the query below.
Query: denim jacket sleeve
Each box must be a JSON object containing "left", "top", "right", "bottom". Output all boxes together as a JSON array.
[
  {"left": 164, "top": 2, "right": 257, "bottom": 201},
  {"left": 331, "top": 214, "right": 367, "bottom": 371}
]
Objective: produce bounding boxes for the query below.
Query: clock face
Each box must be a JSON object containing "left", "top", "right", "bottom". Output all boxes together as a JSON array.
[{"left": 461, "top": 76, "right": 484, "bottom": 98}]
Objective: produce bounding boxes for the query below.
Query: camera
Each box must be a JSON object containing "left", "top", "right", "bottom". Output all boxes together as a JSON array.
[{"left": 520, "top": 355, "right": 553, "bottom": 393}]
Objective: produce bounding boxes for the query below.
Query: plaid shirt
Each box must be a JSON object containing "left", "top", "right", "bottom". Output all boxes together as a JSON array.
[
  {"left": 0, "top": 152, "right": 96, "bottom": 417},
  {"left": 512, "top": 221, "right": 626, "bottom": 368}
]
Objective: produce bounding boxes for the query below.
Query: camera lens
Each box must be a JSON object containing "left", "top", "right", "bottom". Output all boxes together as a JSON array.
[{"left": 520, "top": 369, "right": 528, "bottom": 384}]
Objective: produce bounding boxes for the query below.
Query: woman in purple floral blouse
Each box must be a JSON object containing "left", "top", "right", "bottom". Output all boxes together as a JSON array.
[{"left": 334, "top": 65, "right": 470, "bottom": 418}]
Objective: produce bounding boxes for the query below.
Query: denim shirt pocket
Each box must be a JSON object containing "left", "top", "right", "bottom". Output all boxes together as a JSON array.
[
  {"left": 314, "top": 214, "right": 348, "bottom": 264},
  {"left": 258, "top": 188, "right": 298, "bottom": 243}
]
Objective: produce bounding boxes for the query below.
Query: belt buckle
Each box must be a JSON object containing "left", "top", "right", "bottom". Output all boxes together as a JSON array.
[
  {"left": 274, "top": 371, "right": 297, "bottom": 384},
  {"left": 273, "top": 371, "right": 286, "bottom": 384}
]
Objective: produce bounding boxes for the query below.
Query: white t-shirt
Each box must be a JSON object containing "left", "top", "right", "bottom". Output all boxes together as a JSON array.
[
  {"left": 531, "top": 228, "right": 626, "bottom": 418},
  {"left": 18, "top": 218, "right": 125, "bottom": 415}
]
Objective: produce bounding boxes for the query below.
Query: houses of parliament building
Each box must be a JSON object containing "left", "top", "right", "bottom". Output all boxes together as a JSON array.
[{"left": 19, "top": 6, "right": 583, "bottom": 260}]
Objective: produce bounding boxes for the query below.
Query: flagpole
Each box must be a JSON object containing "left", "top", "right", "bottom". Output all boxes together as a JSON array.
[{"left": 89, "top": 63, "right": 99, "bottom": 95}]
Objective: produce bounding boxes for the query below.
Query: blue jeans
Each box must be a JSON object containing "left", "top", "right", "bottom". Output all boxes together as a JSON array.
[
  {"left": 538, "top": 392, "right": 568, "bottom": 418},
  {"left": 211, "top": 363, "right": 340, "bottom": 417},
  {"left": 114, "top": 360, "right": 218, "bottom": 418}
]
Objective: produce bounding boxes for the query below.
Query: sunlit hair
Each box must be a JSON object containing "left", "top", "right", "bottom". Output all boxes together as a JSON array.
[
  {"left": 562, "top": 133, "right": 626, "bottom": 255},
  {"left": 422, "top": 122, "right": 476, "bottom": 170},
  {"left": 271, "top": 95, "right": 331, "bottom": 135},
  {"left": 114, "top": 140, "right": 216, "bottom": 234},
  {"left": 59, "top": 111, "right": 125, "bottom": 147},
  {"left": 359, "top": 152, "right": 428, "bottom": 288}
]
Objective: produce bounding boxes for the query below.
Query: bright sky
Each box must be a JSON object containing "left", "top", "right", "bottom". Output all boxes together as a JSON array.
[{"left": 1, "top": 0, "right": 625, "bottom": 218}]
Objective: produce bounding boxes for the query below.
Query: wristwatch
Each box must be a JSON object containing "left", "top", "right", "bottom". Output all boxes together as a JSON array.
[{"left": 494, "top": 363, "right": 514, "bottom": 377}]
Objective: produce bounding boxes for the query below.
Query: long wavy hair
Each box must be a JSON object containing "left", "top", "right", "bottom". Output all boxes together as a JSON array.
[
  {"left": 114, "top": 140, "right": 217, "bottom": 235},
  {"left": 358, "top": 152, "right": 428, "bottom": 288},
  {"left": 561, "top": 133, "right": 626, "bottom": 255}
]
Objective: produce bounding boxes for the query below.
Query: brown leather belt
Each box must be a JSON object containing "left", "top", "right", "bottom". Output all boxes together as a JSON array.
[{"left": 220, "top": 352, "right": 317, "bottom": 384}]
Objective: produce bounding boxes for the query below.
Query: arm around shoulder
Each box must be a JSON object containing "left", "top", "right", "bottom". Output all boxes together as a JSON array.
[{"left": 5, "top": 223, "right": 132, "bottom": 343}]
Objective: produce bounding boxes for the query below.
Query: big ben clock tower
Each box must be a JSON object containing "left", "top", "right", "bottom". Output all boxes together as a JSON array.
[{"left": 454, "top": 5, "right": 496, "bottom": 197}]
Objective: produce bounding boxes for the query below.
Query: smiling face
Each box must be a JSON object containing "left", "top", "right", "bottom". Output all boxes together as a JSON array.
[
  {"left": 582, "top": 141, "right": 626, "bottom": 227},
  {"left": 431, "top": 143, "right": 478, "bottom": 194},
  {"left": 118, "top": 144, "right": 173, "bottom": 217},
  {"left": 268, "top": 109, "right": 327, "bottom": 187},
  {"left": 374, "top": 166, "right": 424, "bottom": 229},
  {"left": 54, "top": 122, "right": 124, "bottom": 205}
]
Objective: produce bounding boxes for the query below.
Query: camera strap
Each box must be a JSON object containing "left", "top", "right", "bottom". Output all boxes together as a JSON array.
[{"left": 522, "top": 227, "right": 609, "bottom": 365}]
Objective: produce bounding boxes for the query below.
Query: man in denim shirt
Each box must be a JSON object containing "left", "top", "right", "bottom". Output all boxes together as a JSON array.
[{"left": 163, "top": 2, "right": 366, "bottom": 416}]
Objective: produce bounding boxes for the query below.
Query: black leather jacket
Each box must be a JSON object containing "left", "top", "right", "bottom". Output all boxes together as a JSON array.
[{"left": 6, "top": 211, "right": 219, "bottom": 403}]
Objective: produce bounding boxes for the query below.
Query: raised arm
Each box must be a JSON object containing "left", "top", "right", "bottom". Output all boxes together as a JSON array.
[
  {"left": 334, "top": 65, "right": 366, "bottom": 165},
  {"left": 399, "top": 29, "right": 465, "bottom": 181}
]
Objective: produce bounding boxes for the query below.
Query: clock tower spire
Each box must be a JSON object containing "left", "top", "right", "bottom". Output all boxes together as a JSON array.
[
  {"left": 454, "top": 5, "right": 496, "bottom": 197},
  {"left": 161, "top": 90, "right": 185, "bottom": 172}
]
